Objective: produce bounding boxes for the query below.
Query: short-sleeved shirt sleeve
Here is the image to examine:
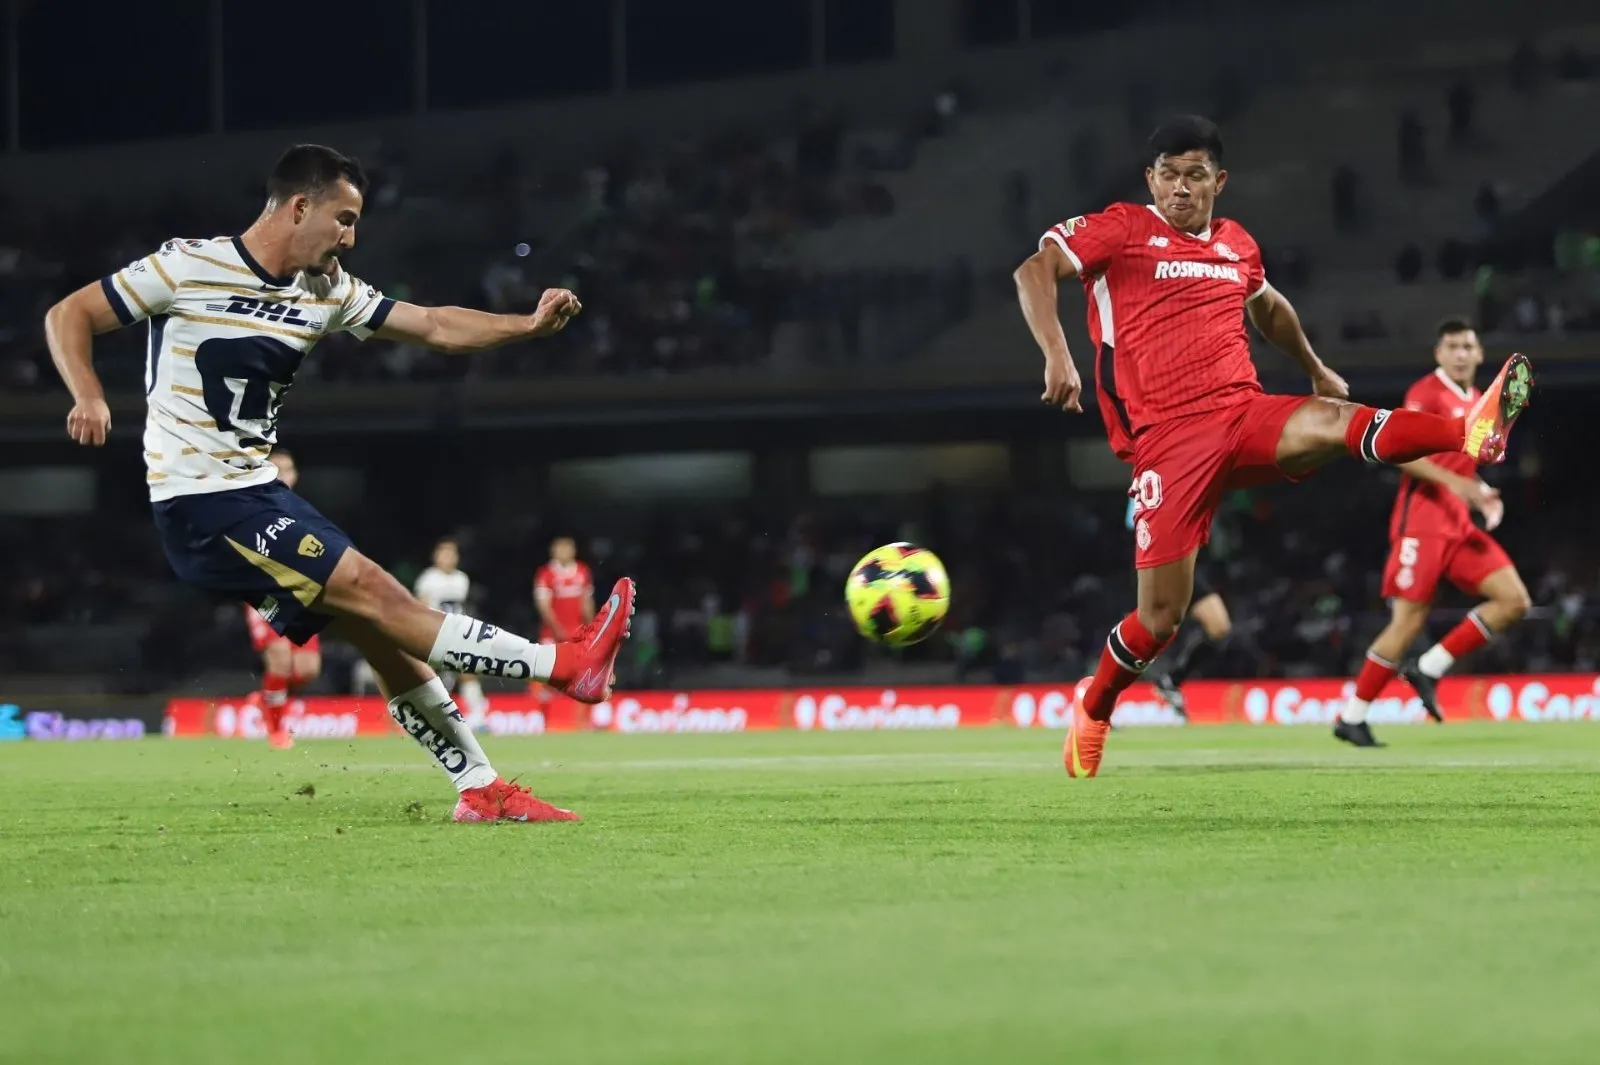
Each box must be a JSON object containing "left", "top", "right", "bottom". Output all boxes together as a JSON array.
[
  {"left": 534, "top": 565, "right": 553, "bottom": 601},
  {"left": 1244, "top": 244, "right": 1268, "bottom": 302},
  {"left": 1402, "top": 380, "right": 1433, "bottom": 413},
  {"left": 336, "top": 273, "right": 395, "bottom": 340},
  {"left": 100, "top": 239, "right": 189, "bottom": 326},
  {"left": 1038, "top": 203, "right": 1133, "bottom": 277}
]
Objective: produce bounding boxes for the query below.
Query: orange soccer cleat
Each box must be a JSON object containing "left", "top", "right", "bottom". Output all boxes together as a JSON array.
[
  {"left": 548, "top": 578, "right": 636, "bottom": 704},
  {"left": 452, "top": 778, "right": 581, "bottom": 823},
  {"left": 1464, "top": 353, "right": 1534, "bottom": 465},
  {"left": 260, "top": 699, "right": 294, "bottom": 750},
  {"left": 1064, "top": 677, "right": 1111, "bottom": 778}
]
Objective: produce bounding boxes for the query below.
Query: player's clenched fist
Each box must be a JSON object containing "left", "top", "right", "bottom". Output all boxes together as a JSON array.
[
  {"left": 529, "top": 288, "right": 582, "bottom": 337},
  {"left": 1041, "top": 355, "right": 1083, "bottom": 412},
  {"left": 1310, "top": 364, "right": 1349, "bottom": 400},
  {"left": 66, "top": 398, "right": 112, "bottom": 446}
]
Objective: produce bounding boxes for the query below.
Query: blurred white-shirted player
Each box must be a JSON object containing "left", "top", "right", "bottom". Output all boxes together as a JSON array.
[
  {"left": 45, "top": 144, "right": 636, "bottom": 823},
  {"left": 243, "top": 448, "right": 321, "bottom": 749},
  {"left": 413, "top": 536, "right": 489, "bottom": 728}
]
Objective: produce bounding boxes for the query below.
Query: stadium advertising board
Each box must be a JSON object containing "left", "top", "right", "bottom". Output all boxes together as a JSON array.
[
  {"left": 164, "top": 674, "right": 1600, "bottom": 739},
  {"left": 0, "top": 702, "right": 156, "bottom": 741}
]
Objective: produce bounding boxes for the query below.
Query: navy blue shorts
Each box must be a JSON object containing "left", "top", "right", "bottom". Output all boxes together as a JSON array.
[{"left": 152, "top": 482, "right": 352, "bottom": 645}]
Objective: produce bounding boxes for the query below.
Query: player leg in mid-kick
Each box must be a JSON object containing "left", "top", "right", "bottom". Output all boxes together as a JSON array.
[{"left": 1014, "top": 115, "right": 1535, "bottom": 777}]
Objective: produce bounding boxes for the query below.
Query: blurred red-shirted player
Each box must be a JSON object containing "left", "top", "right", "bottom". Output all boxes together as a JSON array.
[
  {"left": 1013, "top": 114, "right": 1534, "bottom": 777},
  {"left": 243, "top": 449, "right": 320, "bottom": 750},
  {"left": 534, "top": 536, "right": 595, "bottom": 644},
  {"left": 532, "top": 537, "right": 595, "bottom": 712},
  {"left": 1334, "top": 320, "right": 1534, "bottom": 747}
]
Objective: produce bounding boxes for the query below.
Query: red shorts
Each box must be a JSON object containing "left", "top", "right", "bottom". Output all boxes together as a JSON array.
[
  {"left": 1381, "top": 528, "right": 1514, "bottom": 602},
  {"left": 246, "top": 607, "right": 321, "bottom": 654},
  {"left": 1129, "top": 393, "right": 1313, "bottom": 569}
]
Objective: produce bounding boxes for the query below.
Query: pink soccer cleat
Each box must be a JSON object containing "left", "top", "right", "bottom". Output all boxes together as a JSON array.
[
  {"left": 452, "top": 778, "right": 581, "bottom": 823},
  {"left": 548, "top": 578, "right": 636, "bottom": 704}
]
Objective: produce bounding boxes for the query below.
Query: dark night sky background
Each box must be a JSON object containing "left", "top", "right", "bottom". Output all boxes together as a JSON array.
[{"left": 1, "top": 0, "right": 1126, "bottom": 151}]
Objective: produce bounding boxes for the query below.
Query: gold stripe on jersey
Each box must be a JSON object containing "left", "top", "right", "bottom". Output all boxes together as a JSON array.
[
  {"left": 145, "top": 451, "right": 164, "bottom": 461},
  {"left": 180, "top": 279, "right": 343, "bottom": 305},
  {"left": 172, "top": 346, "right": 196, "bottom": 357},
  {"left": 225, "top": 537, "right": 323, "bottom": 606},
  {"left": 147, "top": 255, "right": 177, "bottom": 291},
  {"left": 147, "top": 472, "right": 168, "bottom": 482},
  {"left": 114, "top": 273, "right": 154, "bottom": 317},
  {"left": 171, "top": 309, "right": 320, "bottom": 343},
  {"left": 223, "top": 470, "right": 258, "bottom": 480},
  {"left": 176, "top": 245, "right": 256, "bottom": 276},
  {"left": 171, "top": 383, "right": 204, "bottom": 396},
  {"left": 167, "top": 414, "right": 217, "bottom": 429}
]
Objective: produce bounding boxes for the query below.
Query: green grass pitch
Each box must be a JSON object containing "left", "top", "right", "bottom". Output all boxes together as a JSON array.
[{"left": 5, "top": 723, "right": 1600, "bottom": 1064}]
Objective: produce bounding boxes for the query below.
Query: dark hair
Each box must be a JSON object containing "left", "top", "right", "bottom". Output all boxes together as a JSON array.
[
  {"left": 266, "top": 144, "right": 367, "bottom": 205},
  {"left": 270, "top": 447, "right": 293, "bottom": 462},
  {"left": 1436, "top": 316, "right": 1476, "bottom": 338},
  {"left": 435, "top": 536, "right": 458, "bottom": 549},
  {"left": 1149, "top": 115, "right": 1225, "bottom": 167}
]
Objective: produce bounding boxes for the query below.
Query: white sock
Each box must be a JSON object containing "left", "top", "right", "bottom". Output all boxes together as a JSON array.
[
  {"left": 456, "top": 677, "right": 489, "bottom": 724},
  {"left": 1417, "top": 644, "right": 1455, "bottom": 680},
  {"left": 427, "top": 614, "right": 557, "bottom": 683},
  {"left": 387, "top": 677, "right": 497, "bottom": 793},
  {"left": 1341, "top": 697, "right": 1370, "bottom": 725}
]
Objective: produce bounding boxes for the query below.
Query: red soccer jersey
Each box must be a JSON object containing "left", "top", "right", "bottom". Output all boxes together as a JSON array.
[
  {"left": 1390, "top": 369, "right": 1480, "bottom": 539},
  {"left": 535, "top": 560, "right": 593, "bottom": 633},
  {"left": 1041, "top": 202, "right": 1269, "bottom": 458}
]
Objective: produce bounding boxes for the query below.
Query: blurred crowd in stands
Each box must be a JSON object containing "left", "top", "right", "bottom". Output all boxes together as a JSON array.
[
  {"left": 0, "top": 104, "right": 972, "bottom": 393},
  {"left": 5, "top": 448, "right": 1597, "bottom": 692}
]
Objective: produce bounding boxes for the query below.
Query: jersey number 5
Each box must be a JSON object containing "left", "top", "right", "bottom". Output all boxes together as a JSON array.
[{"left": 194, "top": 337, "right": 306, "bottom": 449}]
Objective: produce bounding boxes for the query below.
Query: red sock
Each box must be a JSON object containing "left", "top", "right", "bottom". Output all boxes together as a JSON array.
[
  {"left": 259, "top": 672, "right": 290, "bottom": 732},
  {"left": 1345, "top": 407, "right": 1464, "bottom": 465},
  {"left": 1354, "top": 651, "right": 1398, "bottom": 703},
  {"left": 1439, "top": 611, "right": 1492, "bottom": 659},
  {"left": 1081, "top": 612, "right": 1172, "bottom": 722}
]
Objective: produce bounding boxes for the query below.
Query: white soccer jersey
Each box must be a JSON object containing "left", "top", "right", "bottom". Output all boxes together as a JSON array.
[
  {"left": 101, "top": 236, "right": 393, "bottom": 502},
  {"left": 414, "top": 567, "right": 471, "bottom": 614}
]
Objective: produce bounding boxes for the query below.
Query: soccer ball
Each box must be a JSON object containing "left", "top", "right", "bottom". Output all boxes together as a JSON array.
[{"left": 845, "top": 543, "right": 951, "bottom": 647}]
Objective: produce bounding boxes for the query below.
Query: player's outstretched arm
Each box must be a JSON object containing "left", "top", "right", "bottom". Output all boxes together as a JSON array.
[
  {"left": 1245, "top": 282, "right": 1348, "bottom": 399},
  {"left": 376, "top": 288, "right": 582, "bottom": 354},
  {"left": 1396, "top": 459, "right": 1503, "bottom": 529},
  {"left": 1013, "top": 242, "right": 1082, "bottom": 412},
  {"left": 44, "top": 282, "right": 127, "bottom": 446}
]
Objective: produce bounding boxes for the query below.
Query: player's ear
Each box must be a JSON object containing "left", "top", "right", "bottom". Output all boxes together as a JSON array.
[
  {"left": 1144, "top": 166, "right": 1157, "bottom": 197},
  {"left": 291, "top": 194, "right": 310, "bottom": 224},
  {"left": 1214, "top": 169, "right": 1228, "bottom": 195}
]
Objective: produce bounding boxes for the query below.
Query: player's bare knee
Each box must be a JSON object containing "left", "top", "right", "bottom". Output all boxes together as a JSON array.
[
  {"left": 324, "top": 551, "right": 414, "bottom": 621},
  {"left": 293, "top": 651, "right": 321, "bottom": 680},
  {"left": 1139, "top": 602, "right": 1186, "bottom": 643},
  {"left": 262, "top": 642, "right": 291, "bottom": 676},
  {"left": 1494, "top": 587, "right": 1532, "bottom": 624}
]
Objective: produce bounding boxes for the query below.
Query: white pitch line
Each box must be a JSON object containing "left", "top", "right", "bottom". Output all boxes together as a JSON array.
[{"left": 312, "top": 750, "right": 1600, "bottom": 774}]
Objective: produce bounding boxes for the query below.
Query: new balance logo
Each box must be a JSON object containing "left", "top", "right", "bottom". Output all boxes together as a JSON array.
[
  {"left": 1147, "top": 236, "right": 1170, "bottom": 248},
  {"left": 1153, "top": 261, "right": 1242, "bottom": 283},
  {"left": 206, "top": 296, "right": 316, "bottom": 327}
]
